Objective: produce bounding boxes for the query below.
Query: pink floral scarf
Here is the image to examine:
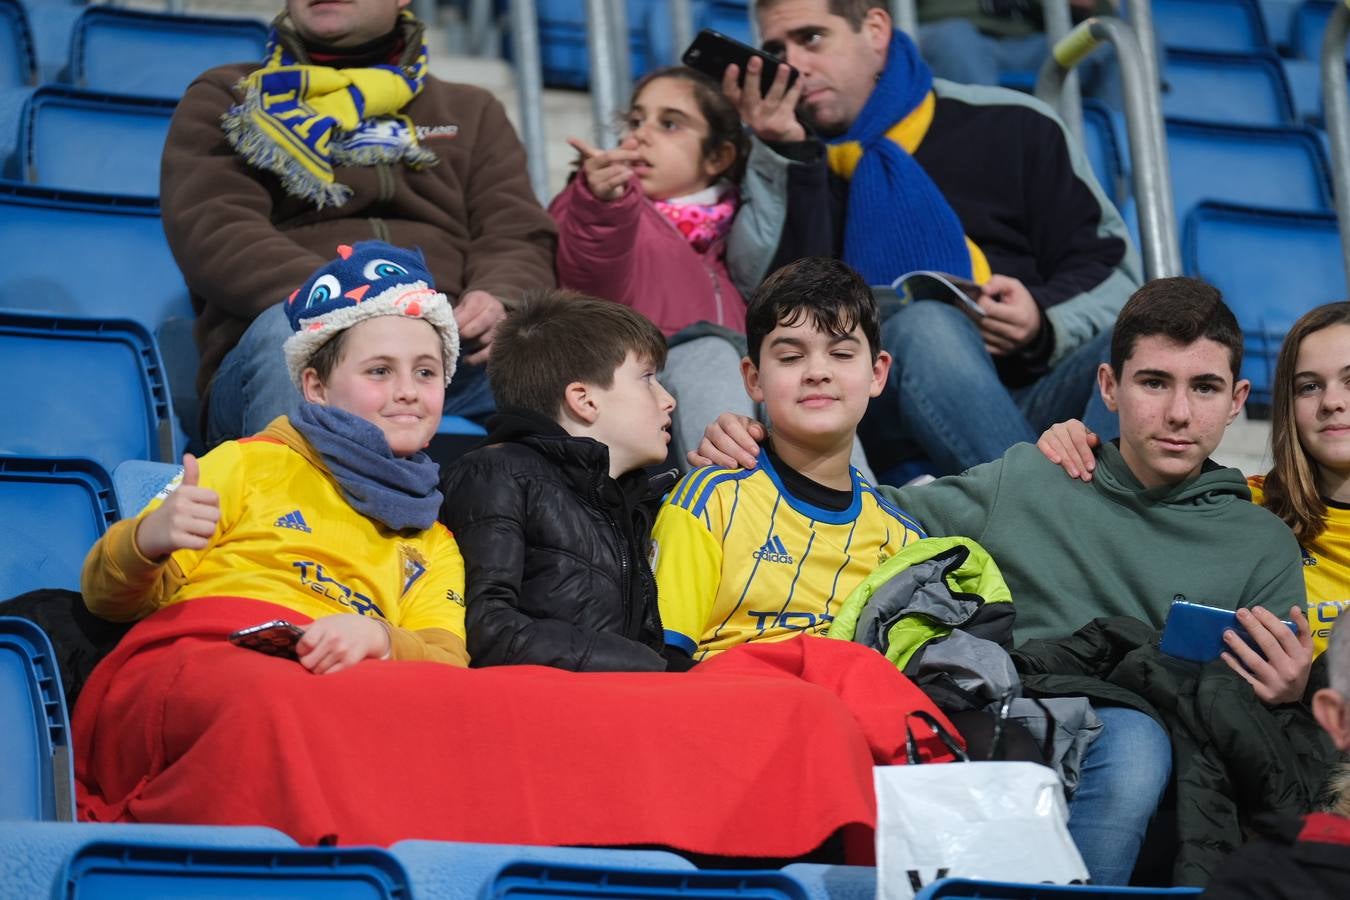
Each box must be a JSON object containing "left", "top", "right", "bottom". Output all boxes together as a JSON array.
[{"left": 652, "top": 183, "right": 739, "bottom": 254}]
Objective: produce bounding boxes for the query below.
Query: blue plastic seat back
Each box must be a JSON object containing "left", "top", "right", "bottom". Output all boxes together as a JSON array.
[
  {"left": 61, "top": 843, "right": 411, "bottom": 898},
  {"left": 1081, "top": 99, "right": 1127, "bottom": 207},
  {"left": 20, "top": 87, "right": 176, "bottom": 196},
  {"left": 1291, "top": 0, "right": 1349, "bottom": 60},
  {"left": 0, "top": 183, "right": 192, "bottom": 331},
  {"left": 0, "top": 0, "right": 37, "bottom": 88},
  {"left": 485, "top": 862, "right": 810, "bottom": 899},
  {"left": 1281, "top": 56, "right": 1327, "bottom": 123},
  {"left": 1183, "top": 202, "right": 1346, "bottom": 406},
  {"left": 1261, "top": 0, "right": 1304, "bottom": 50},
  {"left": 391, "top": 840, "right": 694, "bottom": 899},
  {"left": 1163, "top": 49, "right": 1295, "bottom": 126},
  {"left": 0, "top": 615, "right": 75, "bottom": 822},
  {"left": 1166, "top": 118, "right": 1333, "bottom": 230},
  {"left": 0, "top": 312, "right": 174, "bottom": 471},
  {"left": 521, "top": 0, "right": 653, "bottom": 89},
  {"left": 916, "top": 881, "right": 1199, "bottom": 898},
  {"left": 1153, "top": 0, "right": 1271, "bottom": 51},
  {"left": 699, "top": 1, "right": 755, "bottom": 44},
  {"left": 111, "top": 458, "right": 181, "bottom": 520},
  {"left": 69, "top": 7, "right": 268, "bottom": 99},
  {"left": 0, "top": 821, "right": 297, "bottom": 895},
  {"left": 0, "top": 456, "right": 116, "bottom": 596}
]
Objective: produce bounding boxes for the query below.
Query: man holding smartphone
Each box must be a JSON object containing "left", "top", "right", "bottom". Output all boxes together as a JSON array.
[{"left": 720, "top": 0, "right": 1139, "bottom": 477}]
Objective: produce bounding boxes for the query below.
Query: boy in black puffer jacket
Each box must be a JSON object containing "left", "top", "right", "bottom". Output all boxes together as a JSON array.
[{"left": 440, "top": 290, "right": 693, "bottom": 671}]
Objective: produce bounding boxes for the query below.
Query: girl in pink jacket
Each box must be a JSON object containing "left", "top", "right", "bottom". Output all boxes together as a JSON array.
[{"left": 550, "top": 66, "right": 749, "bottom": 337}]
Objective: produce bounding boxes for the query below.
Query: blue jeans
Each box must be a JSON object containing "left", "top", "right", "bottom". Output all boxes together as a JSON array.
[
  {"left": 1067, "top": 706, "right": 1172, "bottom": 886},
  {"left": 205, "top": 302, "right": 495, "bottom": 448},
  {"left": 862, "top": 301, "right": 1117, "bottom": 475}
]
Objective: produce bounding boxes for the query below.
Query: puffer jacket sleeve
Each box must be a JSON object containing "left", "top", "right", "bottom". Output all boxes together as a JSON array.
[
  {"left": 440, "top": 455, "right": 668, "bottom": 672},
  {"left": 548, "top": 175, "right": 644, "bottom": 306}
]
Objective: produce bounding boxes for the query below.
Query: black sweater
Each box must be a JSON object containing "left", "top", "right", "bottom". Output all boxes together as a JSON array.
[{"left": 439, "top": 409, "right": 685, "bottom": 671}]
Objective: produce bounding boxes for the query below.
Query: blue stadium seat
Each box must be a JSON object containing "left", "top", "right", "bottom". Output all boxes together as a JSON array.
[
  {"left": 0, "top": 311, "right": 175, "bottom": 470},
  {"left": 1081, "top": 99, "right": 1128, "bottom": 207},
  {"left": 914, "top": 880, "right": 1201, "bottom": 898},
  {"left": 17, "top": 86, "right": 176, "bottom": 196},
  {"left": 1261, "top": 0, "right": 1304, "bottom": 50},
  {"left": 0, "top": 0, "right": 37, "bottom": 88},
  {"left": 1291, "top": 0, "right": 1349, "bottom": 60},
  {"left": 0, "top": 182, "right": 192, "bottom": 331},
  {"left": 781, "top": 863, "right": 877, "bottom": 900},
  {"left": 519, "top": 0, "right": 654, "bottom": 90},
  {"left": 484, "top": 862, "right": 810, "bottom": 899},
  {"left": 1153, "top": 0, "right": 1271, "bottom": 52},
  {"left": 0, "top": 456, "right": 116, "bottom": 596},
  {"left": 1166, "top": 118, "right": 1333, "bottom": 232},
  {"left": 111, "top": 458, "right": 180, "bottom": 520},
  {"left": 19, "top": 0, "right": 82, "bottom": 84},
  {"left": 67, "top": 7, "right": 268, "bottom": 99},
  {"left": 699, "top": 0, "right": 754, "bottom": 44},
  {"left": 1281, "top": 57, "right": 1327, "bottom": 122},
  {"left": 1162, "top": 49, "right": 1295, "bottom": 126},
  {"left": 0, "top": 616, "right": 75, "bottom": 822},
  {"left": 58, "top": 843, "right": 411, "bottom": 898},
  {"left": 0, "top": 821, "right": 296, "bottom": 897},
  {"left": 391, "top": 840, "right": 695, "bottom": 899},
  {"left": 1183, "top": 201, "right": 1346, "bottom": 408}
]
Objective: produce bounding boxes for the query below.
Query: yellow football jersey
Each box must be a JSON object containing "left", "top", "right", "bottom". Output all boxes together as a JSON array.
[
  {"left": 653, "top": 451, "right": 926, "bottom": 659},
  {"left": 1250, "top": 476, "right": 1350, "bottom": 657}
]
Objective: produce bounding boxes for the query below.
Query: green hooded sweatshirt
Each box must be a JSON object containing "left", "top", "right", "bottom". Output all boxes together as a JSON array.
[{"left": 882, "top": 442, "right": 1306, "bottom": 645}]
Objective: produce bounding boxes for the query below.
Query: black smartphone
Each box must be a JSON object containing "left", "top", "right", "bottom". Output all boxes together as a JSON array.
[
  {"left": 682, "top": 29, "right": 799, "bottom": 98},
  {"left": 228, "top": 619, "right": 305, "bottom": 661}
]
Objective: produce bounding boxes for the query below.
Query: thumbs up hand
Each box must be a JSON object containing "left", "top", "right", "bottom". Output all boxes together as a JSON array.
[{"left": 134, "top": 453, "right": 222, "bottom": 561}]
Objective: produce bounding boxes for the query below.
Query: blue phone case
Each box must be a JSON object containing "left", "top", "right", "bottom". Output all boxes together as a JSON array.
[{"left": 1159, "top": 601, "right": 1297, "bottom": 663}]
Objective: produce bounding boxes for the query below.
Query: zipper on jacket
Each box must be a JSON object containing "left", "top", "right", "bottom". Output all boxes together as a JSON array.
[{"left": 591, "top": 482, "right": 635, "bottom": 634}]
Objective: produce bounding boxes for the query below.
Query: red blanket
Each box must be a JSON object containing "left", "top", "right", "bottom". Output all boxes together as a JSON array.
[{"left": 74, "top": 597, "right": 957, "bottom": 856}]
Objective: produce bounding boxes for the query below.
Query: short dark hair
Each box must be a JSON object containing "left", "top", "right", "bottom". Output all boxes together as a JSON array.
[
  {"left": 745, "top": 257, "right": 880, "bottom": 366},
  {"left": 489, "top": 289, "right": 668, "bottom": 418},
  {"left": 1109, "top": 277, "right": 1243, "bottom": 380},
  {"left": 754, "top": 0, "right": 885, "bottom": 29},
  {"left": 303, "top": 329, "right": 351, "bottom": 383}
]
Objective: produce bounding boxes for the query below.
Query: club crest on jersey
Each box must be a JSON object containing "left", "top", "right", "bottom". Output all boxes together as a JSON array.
[{"left": 400, "top": 544, "right": 427, "bottom": 596}]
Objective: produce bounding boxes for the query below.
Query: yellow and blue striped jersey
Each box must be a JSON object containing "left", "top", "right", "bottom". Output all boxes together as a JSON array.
[{"left": 652, "top": 450, "right": 926, "bottom": 659}]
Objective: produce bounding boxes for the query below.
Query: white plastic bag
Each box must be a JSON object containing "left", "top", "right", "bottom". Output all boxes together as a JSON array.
[{"left": 873, "top": 759, "right": 1089, "bottom": 899}]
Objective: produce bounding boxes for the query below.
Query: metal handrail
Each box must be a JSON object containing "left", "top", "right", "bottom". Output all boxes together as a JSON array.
[
  {"left": 508, "top": 0, "right": 549, "bottom": 203},
  {"left": 889, "top": 0, "right": 917, "bottom": 37},
  {"left": 1126, "top": 0, "right": 1163, "bottom": 113},
  {"left": 608, "top": 0, "right": 632, "bottom": 96},
  {"left": 1322, "top": 0, "right": 1350, "bottom": 283},
  {"left": 1043, "top": 0, "right": 1083, "bottom": 145},
  {"left": 669, "top": 0, "right": 694, "bottom": 64},
  {"left": 585, "top": 0, "right": 622, "bottom": 148},
  {"left": 1037, "top": 16, "right": 1180, "bottom": 279}
]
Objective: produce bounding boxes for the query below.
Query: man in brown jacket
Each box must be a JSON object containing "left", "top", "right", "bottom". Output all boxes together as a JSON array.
[{"left": 161, "top": 0, "right": 557, "bottom": 446}]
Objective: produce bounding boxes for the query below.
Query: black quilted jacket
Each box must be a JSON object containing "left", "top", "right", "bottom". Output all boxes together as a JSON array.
[{"left": 439, "top": 409, "right": 679, "bottom": 672}]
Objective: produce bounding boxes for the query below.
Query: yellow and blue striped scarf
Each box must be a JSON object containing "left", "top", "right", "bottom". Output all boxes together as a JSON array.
[
  {"left": 222, "top": 11, "right": 438, "bottom": 209},
  {"left": 824, "top": 31, "right": 989, "bottom": 285}
]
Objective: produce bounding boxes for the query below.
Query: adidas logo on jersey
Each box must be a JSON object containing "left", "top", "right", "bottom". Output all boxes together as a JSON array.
[
  {"left": 275, "top": 510, "right": 312, "bottom": 533},
  {"left": 752, "top": 534, "right": 794, "bottom": 564}
]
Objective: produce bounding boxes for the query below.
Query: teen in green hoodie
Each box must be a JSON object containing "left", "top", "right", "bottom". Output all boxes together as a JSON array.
[{"left": 688, "top": 277, "right": 1312, "bottom": 885}]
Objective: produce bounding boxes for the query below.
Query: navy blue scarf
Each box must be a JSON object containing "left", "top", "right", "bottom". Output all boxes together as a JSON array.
[
  {"left": 292, "top": 402, "right": 443, "bottom": 532},
  {"left": 827, "top": 31, "right": 972, "bottom": 283}
]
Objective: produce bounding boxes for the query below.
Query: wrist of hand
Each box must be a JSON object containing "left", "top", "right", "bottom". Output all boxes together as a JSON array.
[{"left": 375, "top": 619, "right": 393, "bottom": 660}]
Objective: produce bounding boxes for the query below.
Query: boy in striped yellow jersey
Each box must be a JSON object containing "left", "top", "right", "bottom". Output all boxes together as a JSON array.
[{"left": 652, "top": 257, "right": 926, "bottom": 662}]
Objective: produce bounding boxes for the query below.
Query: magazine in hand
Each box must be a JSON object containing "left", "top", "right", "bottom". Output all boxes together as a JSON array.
[{"left": 884, "top": 270, "right": 986, "bottom": 322}]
